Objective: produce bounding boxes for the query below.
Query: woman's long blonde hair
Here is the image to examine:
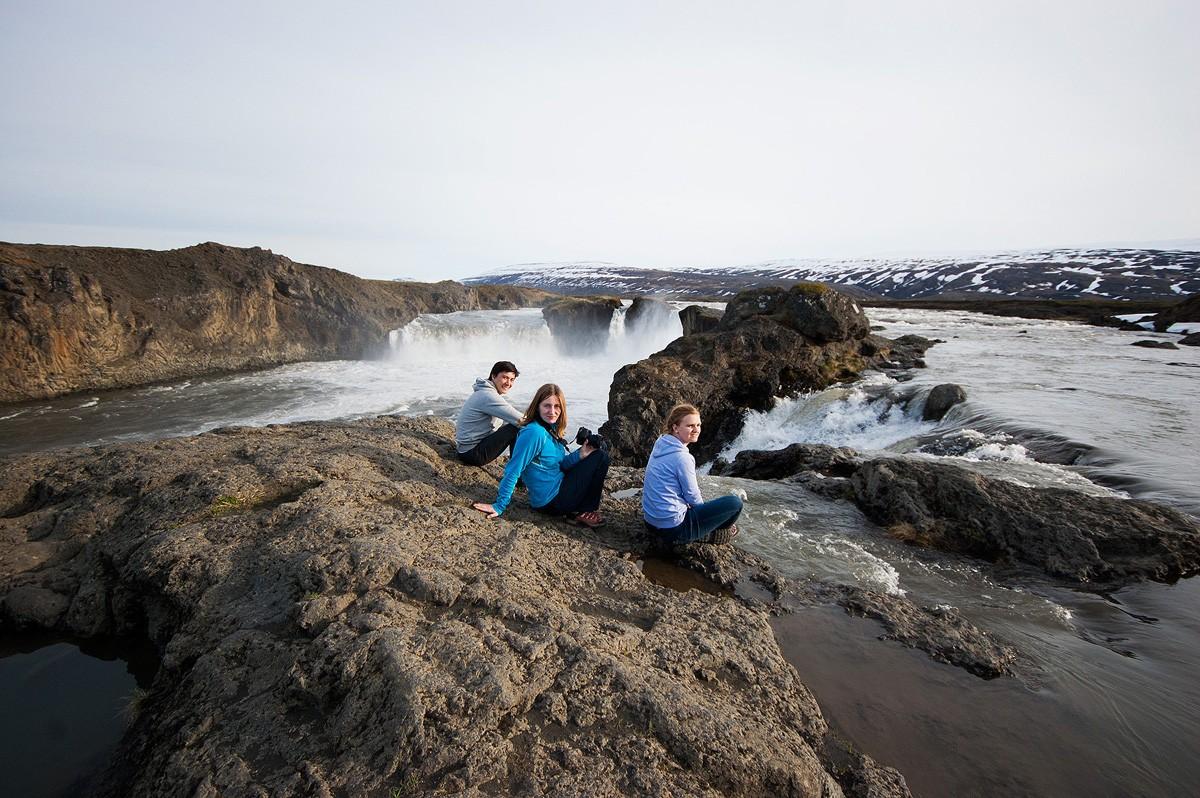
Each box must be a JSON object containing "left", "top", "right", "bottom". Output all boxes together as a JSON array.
[
  {"left": 663, "top": 403, "right": 700, "bottom": 433},
  {"left": 522, "top": 383, "right": 568, "bottom": 440}
]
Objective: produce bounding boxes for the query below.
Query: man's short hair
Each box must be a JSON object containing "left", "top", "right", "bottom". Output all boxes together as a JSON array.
[{"left": 489, "top": 361, "right": 519, "bottom": 379}]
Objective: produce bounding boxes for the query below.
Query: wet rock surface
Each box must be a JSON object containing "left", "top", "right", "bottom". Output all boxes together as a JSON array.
[
  {"left": 850, "top": 458, "right": 1200, "bottom": 584},
  {"left": 711, "top": 441, "right": 1200, "bottom": 586},
  {"left": 921, "top": 383, "right": 967, "bottom": 421},
  {"left": 711, "top": 443, "right": 862, "bottom": 480},
  {"left": 0, "top": 242, "right": 552, "bottom": 403},
  {"left": 679, "top": 304, "right": 722, "bottom": 336},
  {"left": 1181, "top": 332, "right": 1200, "bottom": 346},
  {"left": 1131, "top": 340, "right": 1179, "bottom": 349},
  {"left": 0, "top": 417, "right": 924, "bottom": 797},
  {"left": 600, "top": 285, "right": 934, "bottom": 465},
  {"left": 541, "top": 296, "right": 623, "bottom": 355}
]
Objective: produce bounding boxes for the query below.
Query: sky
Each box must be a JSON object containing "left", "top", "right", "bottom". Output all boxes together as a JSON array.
[{"left": 2, "top": 1, "right": 1198, "bottom": 281}]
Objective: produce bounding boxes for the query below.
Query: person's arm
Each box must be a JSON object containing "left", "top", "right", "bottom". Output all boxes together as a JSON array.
[
  {"left": 492, "top": 427, "right": 540, "bottom": 515},
  {"left": 677, "top": 453, "right": 704, "bottom": 506},
  {"left": 482, "top": 391, "right": 524, "bottom": 426},
  {"left": 559, "top": 443, "right": 584, "bottom": 471}
]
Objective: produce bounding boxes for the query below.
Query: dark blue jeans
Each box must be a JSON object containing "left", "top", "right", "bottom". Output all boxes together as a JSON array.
[
  {"left": 652, "top": 494, "right": 743, "bottom": 544},
  {"left": 535, "top": 449, "right": 611, "bottom": 515}
]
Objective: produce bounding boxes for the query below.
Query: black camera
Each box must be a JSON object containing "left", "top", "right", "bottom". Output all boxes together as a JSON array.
[{"left": 574, "top": 426, "right": 609, "bottom": 452}]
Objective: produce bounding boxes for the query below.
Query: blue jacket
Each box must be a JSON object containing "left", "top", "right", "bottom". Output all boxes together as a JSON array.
[
  {"left": 493, "top": 422, "right": 582, "bottom": 515},
  {"left": 642, "top": 434, "right": 703, "bottom": 528}
]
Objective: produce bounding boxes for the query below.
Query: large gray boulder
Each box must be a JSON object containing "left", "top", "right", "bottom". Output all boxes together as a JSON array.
[
  {"left": 599, "top": 284, "right": 930, "bottom": 464},
  {"left": 850, "top": 458, "right": 1200, "bottom": 584},
  {"left": 922, "top": 384, "right": 968, "bottom": 421},
  {"left": 717, "top": 283, "right": 870, "bottom": 343}
]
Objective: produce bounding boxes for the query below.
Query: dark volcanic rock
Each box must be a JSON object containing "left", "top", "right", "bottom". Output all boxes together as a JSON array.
[
  {"left": 541, "top": 296, "right": 622, "bottom": 354},
  {"left": 624, "top": 296, "right": 674, "bottom": 334},
  {"left": 600, "top": 284, "right": 925, "bottom": 465},
  {"left": 0, "top": 242, "right": 553, "bottom": 403},
  {"left": 849, "top": 458, "right": 1200, "bottom": 584},
  {"left": 1180, "top": 332, "right": 1200, "bottom": 346},
  {"left": 1131, "top": 340, "right": 1179, "bottom": 350},
  {"left": 922, "top": 383, "right": 967, "bottom": 421},
  {"left": 0, "top": 417, "right": 911, "bottom": 797},
  {"left": 711, "top": 443, "right": 861, "bottom": 480},
  {"left": 679, "top": 304, "right": 722, "bottom": 336},
  {"left": 717, "top": 283, "right": 869, "bottom": 343},
  {"left": 1151, "top": 293, "right": 1200, "bottom": 332}
]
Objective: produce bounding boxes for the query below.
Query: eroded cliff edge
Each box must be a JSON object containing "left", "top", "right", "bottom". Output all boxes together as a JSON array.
[{"left": 0, "top": 242, "right": 553, "bottom": 402}]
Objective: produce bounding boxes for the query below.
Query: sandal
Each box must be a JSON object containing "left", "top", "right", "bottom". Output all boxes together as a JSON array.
[{"left": 570, "top": 511, "right": 607, "bottom": 529}]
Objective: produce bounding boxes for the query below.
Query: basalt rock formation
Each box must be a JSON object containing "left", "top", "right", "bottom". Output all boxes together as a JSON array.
[
  {"left": 623, "top": 296, "right": 674, "bottom": 334},
  {"left": 0, "top": 242, "right": 553, "bottom": 403},
  {"left": 712, "top": 445, "right": 1200, "bottom": 586},
  {"left": 0, "top": 415, "right": 1033, "bottom": 795},
  {"left": 600, "top": 284, "right": 934, "bottom": 465},
  {"left": 921, "top": 384, "right": 967, "bottom": 421},
  {"left": 679, "top": 304, "right": 722, "bottom": 336},
  {"left": 850, "top": 458, "right": 1200, "bottom": 584},
  {"left": 1150, "top": 293, "right": 1200, "bottom": 332},
  {"left": 540, "top": 296, "right": 622, "bottom": 355}
]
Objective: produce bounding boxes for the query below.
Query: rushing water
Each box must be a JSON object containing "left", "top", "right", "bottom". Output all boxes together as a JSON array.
[{"left": 2, "top": 306, "right": 1198, "bottom": 796}]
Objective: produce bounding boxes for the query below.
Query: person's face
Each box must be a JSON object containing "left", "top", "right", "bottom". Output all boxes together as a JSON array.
[
  {"left": 538, "top": 394, "right": 562, "bottom": 425},
  {"left": 671, "top": 413, "right": 702, "bottom": 445},
  {"left": 492, "top": 371, "right": 517, "bottom": 394}
]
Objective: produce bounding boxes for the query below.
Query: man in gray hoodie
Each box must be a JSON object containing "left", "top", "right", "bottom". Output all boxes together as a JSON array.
[{"left": 455, "top": 361, "right": 524, "bottom": 466}]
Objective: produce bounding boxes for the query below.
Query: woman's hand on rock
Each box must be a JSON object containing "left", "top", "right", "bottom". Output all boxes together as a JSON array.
[{"left": 471, "top": 501, "right": 499, "bottom": 518}]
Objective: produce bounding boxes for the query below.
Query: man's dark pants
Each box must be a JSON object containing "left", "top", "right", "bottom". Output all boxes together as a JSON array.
[{"left": 457, "top": 424, "right": 519, "bottom": 466}]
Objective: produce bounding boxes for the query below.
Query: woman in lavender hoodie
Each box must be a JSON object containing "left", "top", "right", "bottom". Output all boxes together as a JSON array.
[{"left": 642, "top": 403, "right": 743, "bottom": 545}]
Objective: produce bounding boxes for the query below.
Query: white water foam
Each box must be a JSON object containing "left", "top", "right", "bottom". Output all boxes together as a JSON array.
[{"left": 719, "top": 374, "right": 936, "bottom": 461}]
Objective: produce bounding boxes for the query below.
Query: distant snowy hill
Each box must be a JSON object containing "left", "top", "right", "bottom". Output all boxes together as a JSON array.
[{"left": 461, "top": 248, "right": 1200, "bottom": 300}]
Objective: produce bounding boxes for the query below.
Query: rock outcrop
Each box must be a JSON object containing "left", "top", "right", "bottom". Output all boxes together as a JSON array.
[
  {"left": 1, "top": 416, "right": 925, "bottom": 797},
  {"left": 849, "top": 458, "right": 1200, "bottom": 584},
  {"left": 1150, "top": 293, "right": 1200, "bottom": 332},
  {"left": 540, "top": 296, "right": 622, "bottom": 355},
  {"left": 1131, "top": 340, "right": 1179, "bottom": 350},
  {"left": 623, "top": 297, "right": 674, "bottom": 334},
  {"left": 922, "top": 384, "right": 967, "bottom": 421},
  {"left": 712, "top": 443, "right": 861, "bottom": 480},
  {"left": 1181, "top": 332, "right": 1200, "bottom": 346},
  {"left": 0, "top": 242, "right": 554, "bottom": 403},
  {"left": 679, "top": 304, "right": 722, "bottom": 336},
  {"left": 715, "top": 444, "right": 1200, "bottom": 586},
  {"left": 599, "top": 284, "right": 934, "bottom": 464}
]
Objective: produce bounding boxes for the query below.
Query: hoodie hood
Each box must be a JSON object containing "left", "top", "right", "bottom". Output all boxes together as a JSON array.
[
  {"left": 473, "top": 377, "right": 496, "bottom": 393},
  {"left": 650, "top": 434, "right": 689, "bottom": 459}
]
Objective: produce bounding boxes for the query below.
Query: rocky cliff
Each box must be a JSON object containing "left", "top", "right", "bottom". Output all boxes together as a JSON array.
[
  {"left": 0, "top": 242, "right": 553, "bottom": 402},
  {"left": 0, "top": 415, "right": 1025, "bottom": 796}
]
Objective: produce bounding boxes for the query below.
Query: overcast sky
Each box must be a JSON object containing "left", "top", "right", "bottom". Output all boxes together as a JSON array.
[{"left": 2, "top": 1, "right": 1197, "bottom": 281}]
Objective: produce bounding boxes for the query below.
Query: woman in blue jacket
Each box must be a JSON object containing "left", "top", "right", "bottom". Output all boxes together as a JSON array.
[
  {"left": 472, "top": 383, "right": 610, "bottom": 528},
  {"left": 643, "top": 403, "right": 742, "bottom": 544}
]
